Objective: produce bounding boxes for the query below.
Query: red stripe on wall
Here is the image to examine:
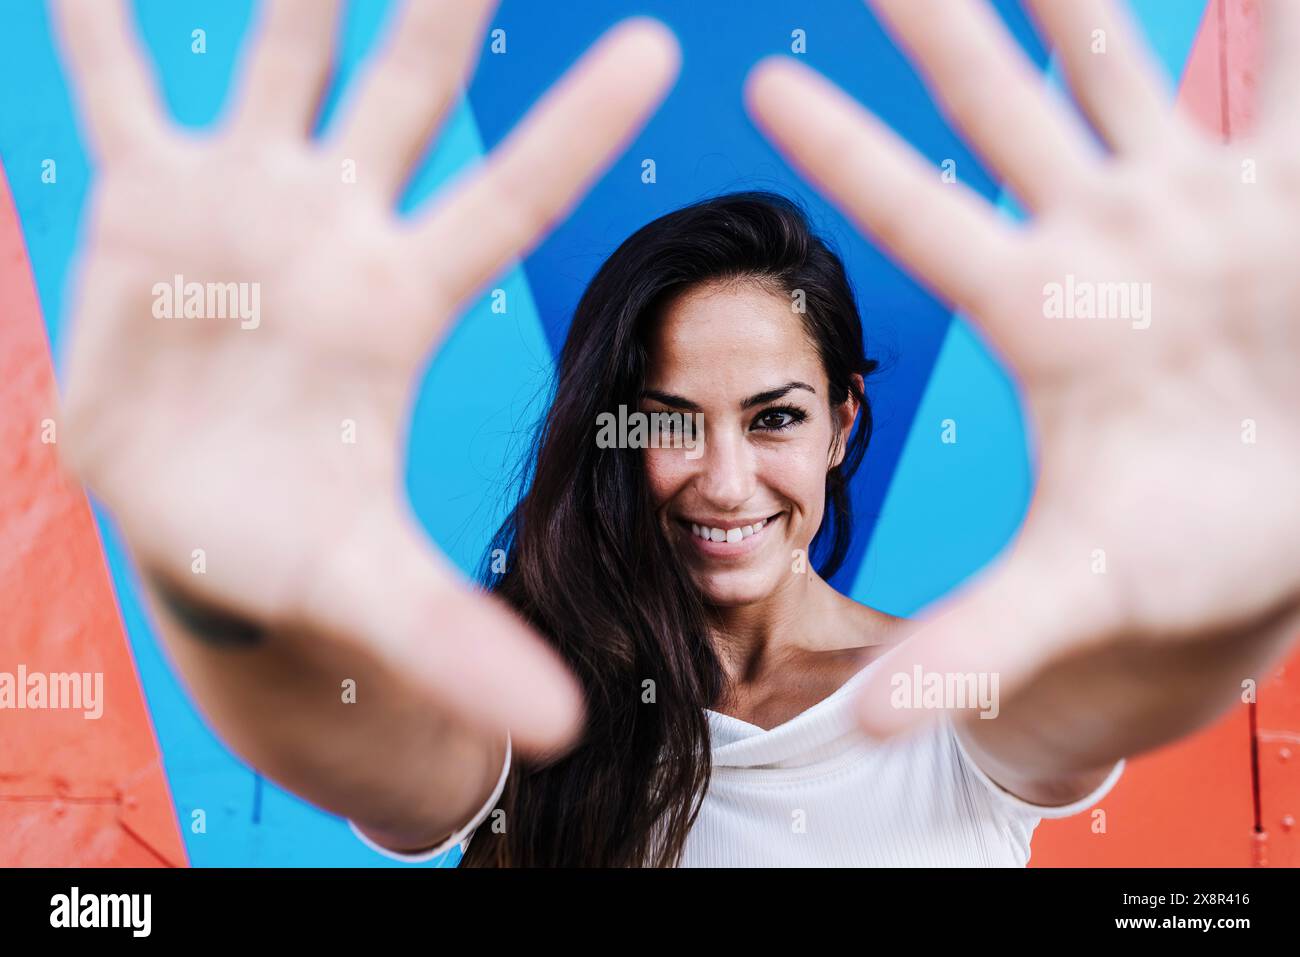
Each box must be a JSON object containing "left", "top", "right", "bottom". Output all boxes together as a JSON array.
[{"left": 0, "top": 158, "right": 187, "bottom": 867}]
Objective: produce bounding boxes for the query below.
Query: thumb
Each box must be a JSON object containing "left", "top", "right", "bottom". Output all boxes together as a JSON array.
[
  {"left": 855, "top": 524, "right": 1114, "bottom": 740},
  {"left": 299, "top": 502, "right": 586, "bottom": 757}
]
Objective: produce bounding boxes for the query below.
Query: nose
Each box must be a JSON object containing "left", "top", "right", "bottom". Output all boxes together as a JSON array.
[{"left": 694, "top": 425, "right": 756, "bottom": 511}]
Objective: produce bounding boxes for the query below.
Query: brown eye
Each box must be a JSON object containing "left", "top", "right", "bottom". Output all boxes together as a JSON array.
[{"left": 752, "top": 406, "right": 807, "bottom": 432}]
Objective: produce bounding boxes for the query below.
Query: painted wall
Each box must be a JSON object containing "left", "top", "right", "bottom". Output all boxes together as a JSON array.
[{"left": 2, "top": 0, "right": 1292, "bottom": 868}]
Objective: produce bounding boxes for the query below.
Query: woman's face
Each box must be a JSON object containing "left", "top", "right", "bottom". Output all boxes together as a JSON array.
[{"left": 641, "top": 280, "right": 857, "bottom": 607}]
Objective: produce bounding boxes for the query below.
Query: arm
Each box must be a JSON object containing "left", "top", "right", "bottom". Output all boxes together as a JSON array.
[
  {"left": 956, "top": 594, "right": 1300, "bottom": 807},
  {"left": 49, "top": 0, "right": 679, "bottom": 857},
  {"left": 747, "top": 0, "right": 1300, "bottom": 758},
  {"left": 143, "top": 570, "right": 506, "bottom": 852}
]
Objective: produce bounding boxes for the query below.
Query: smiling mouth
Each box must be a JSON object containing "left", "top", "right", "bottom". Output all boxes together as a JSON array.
[{"left": 676, "top": 512, "right": 784, "bottom": 555}]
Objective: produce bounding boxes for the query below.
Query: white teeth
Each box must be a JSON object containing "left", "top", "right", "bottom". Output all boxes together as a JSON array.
[{"left": 687, "top": 517, "right": 776, "bottom": 544}]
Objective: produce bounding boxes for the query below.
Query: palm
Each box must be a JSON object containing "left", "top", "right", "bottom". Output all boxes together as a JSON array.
[
  {"left": 69, "top": 143, "right": 411, "bottom": 617},
  {"left": 54, "top": 0, "right": 679, "bottom": 752},
  {"left": 749, "top": 0, "right": 1300, "bottom": 729},
  {"left": 997, "top": 146, "right": 1300, "bottom": 637}
]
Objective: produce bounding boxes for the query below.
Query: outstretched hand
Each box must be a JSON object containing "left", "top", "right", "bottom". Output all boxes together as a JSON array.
[
  {"left": 748, "top": 0, "right": 1300, "bottom": 742},
  {"left": 53, "top": 0, "right": 679, "bottom": 755}
]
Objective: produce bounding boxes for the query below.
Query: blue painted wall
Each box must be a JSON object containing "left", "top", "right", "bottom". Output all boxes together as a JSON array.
[{"left": 0, "top": 0, "right": 1205, "bottom": 865}]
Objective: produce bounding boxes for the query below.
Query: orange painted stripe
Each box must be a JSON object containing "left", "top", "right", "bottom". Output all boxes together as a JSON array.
[{"left": 0, "top": 157, "right": 187, "bottom": 867}]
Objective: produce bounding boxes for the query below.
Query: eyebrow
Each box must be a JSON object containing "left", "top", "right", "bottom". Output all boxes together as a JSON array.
[{"left": 640, "top": 381, "right": 817, "bottom": 412}]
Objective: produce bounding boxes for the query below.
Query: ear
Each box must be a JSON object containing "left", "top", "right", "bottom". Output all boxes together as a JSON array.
[{"left": 829, "top": 373, "right": 864, "bottom": 470}]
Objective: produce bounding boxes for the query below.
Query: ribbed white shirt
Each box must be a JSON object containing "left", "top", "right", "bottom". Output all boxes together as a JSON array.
[{"left": 350, "top": 661, "right": 1124, "bottom": 866}]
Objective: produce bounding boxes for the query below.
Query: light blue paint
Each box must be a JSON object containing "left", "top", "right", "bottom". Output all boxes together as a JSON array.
[{"left": 1131, "top": 0, "right": 1212, "bottom": 90}]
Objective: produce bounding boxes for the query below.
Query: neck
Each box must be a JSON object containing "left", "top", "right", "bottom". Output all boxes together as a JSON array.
[{"left": 707, "top": 570, "right": 840, "bottom": 688}]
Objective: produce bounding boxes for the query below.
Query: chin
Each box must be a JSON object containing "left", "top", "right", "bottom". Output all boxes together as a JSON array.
[{"left": 693, "top": 569, "right": 783, "bottom": 608}]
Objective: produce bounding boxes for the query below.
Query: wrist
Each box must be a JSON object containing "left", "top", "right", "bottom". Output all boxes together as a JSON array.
[{"left": 146, "top": 569, "right": 265, "bottom": 648}]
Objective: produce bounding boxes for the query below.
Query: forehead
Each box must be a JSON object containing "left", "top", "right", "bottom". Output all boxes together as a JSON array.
[{"left": 646, "top": 280, "right": 823, "bottom": 390}]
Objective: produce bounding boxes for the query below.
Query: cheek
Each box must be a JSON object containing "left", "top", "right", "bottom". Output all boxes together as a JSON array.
[
  {"left": 759, "top": 436, "right": 832, "bottom": 517},
  {"left": 642, "top": 448, "right": 693, "bottom": 506}
]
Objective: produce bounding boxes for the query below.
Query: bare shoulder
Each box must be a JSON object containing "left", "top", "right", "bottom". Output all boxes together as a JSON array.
[
  {"left": 808, "top": 586, "right": 917, "bottom": 690},
  {"left": 835, "top": 589, "right": 915, "bottom": 650}
]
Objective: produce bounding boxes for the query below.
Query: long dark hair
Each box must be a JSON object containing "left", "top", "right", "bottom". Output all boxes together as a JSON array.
[{"left": 462, "top": 192, "right": 878, "bottom": 866}]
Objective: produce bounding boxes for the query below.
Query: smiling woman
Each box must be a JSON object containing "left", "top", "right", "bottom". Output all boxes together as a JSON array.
[{"left": 447, "top": 192, "right": 1122, "bottom": 867}]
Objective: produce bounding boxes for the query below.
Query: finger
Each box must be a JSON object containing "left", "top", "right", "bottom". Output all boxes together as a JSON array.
[
  {"left": 304, "top": 503, "right": 586, "bottom": 756},
  {"left": 1259, "top": 0, "right": 1300, "bottom": 143},
  {"left": 232, "top": 0, "right": 342, "bottom": 139},
  {"left": 50, "top": 0, "right": 169, "bottom": 158},
  {"left": 853, "top": 524, "right": 1118, "bottom": 740},
  {"left": 866, "top": 0, "right": 1097, "bottom": 212},
  {"left": 329, "top": 0, "right": 497, "bottom": 198},
  {"left": 745, "top": 56, "right": 1021, "bottom": 320},
  {"left": 1024, "top": 0, "right": 1180, "bottom": 153},
  {"left": 413, "top": 18, "right": 680, "bottom": 321}
]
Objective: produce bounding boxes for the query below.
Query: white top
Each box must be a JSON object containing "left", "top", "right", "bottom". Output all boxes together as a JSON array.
[{"left": 349, "top": 660, "right": 1124, "bottom": 866}]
